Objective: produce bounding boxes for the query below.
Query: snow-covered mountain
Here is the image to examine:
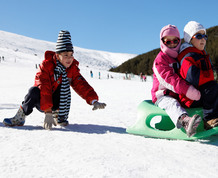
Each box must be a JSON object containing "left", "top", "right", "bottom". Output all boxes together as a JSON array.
[{"left": 0, "top": 30, "right": 137, "bottom": 70}]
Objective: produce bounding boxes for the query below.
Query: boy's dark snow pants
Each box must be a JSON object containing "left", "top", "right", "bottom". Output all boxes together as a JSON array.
[
  {"left": 191, "top": 81, "right": 218, "bottom": 121},
  {"left": 22, "top": 86, "right": 60, "bottom": 115}
]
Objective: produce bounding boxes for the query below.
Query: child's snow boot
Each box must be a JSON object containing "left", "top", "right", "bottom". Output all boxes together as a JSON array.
[
  {"left": 3, "top": 106, "right": 26, "bottom": 126},
  {"left": 178, "top": 114, "right": 201, "bottom": 137},
  {"left": 204, "top": 118, "right": 218, "bottom": 130},
  {"left": 56, "top": 118, "right": 69, "bottom": 126},
  {"left": 52, "top": 110, "right": 69, "bottom": 126}
]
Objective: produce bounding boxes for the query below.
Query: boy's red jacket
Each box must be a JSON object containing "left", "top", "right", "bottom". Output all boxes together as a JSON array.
[
  {"left": 178, "top": 43, "right": 214, "bottom": 107},
  {"left": 34, "top": 51, "right": 98, "bottom": 111}
]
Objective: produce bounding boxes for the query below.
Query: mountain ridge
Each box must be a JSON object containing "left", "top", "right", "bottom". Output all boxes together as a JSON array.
[{"left": 0, "top": 30, "right": 136, "bottom": 70}]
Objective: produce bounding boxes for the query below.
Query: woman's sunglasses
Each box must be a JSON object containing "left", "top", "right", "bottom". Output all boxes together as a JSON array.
[
  {"left": 163, "top": 38, "right": 180, "bottom": 45},
  {"left": 192, "top": 33, "right": 208, "bottom": 40}
]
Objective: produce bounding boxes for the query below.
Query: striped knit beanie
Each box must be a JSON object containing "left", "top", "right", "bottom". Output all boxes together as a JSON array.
[{"left": 56, "top": 30, "right": 74, "bottom": 53}]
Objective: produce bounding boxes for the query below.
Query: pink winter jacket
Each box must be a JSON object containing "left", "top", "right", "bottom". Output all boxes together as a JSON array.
[{"left": 151, "top": 51, "right": 190, "bottom": 104}]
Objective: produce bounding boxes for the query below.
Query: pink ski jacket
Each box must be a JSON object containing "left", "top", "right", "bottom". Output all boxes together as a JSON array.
[{"left": 151, "top": 51, "right": 190, "bottom": 103}]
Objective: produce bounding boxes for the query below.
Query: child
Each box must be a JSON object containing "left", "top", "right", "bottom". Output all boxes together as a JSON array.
[
  {"left": 178, "top": 21, "right": 218, "bottom": 129},
  {"left": 151, "top": 24, "right": 202, "bottom": 137},
  {"left": 3, "top": 30, "right": 106, "bottom": 130}
]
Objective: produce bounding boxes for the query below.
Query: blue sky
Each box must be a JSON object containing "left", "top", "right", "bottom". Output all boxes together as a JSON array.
[{"left": 1, "top": 0, "right": 217, "bottom": 54}]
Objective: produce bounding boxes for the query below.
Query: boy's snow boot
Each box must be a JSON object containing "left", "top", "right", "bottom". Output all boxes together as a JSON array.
[
  {"left": 178, "top": 114, "right": 201, "bottom": 137},
  {"left": 55, "top": 118, "right": 69, "bottom": 126},
  {"left": 204, "top": 118, "right": 218, "bottom": 130},
  {"left": 3, "top": 106, "right": 26, "bottom": 126},
  {"left": 52, "top": 110, "right": 69, "bottom": 126}
]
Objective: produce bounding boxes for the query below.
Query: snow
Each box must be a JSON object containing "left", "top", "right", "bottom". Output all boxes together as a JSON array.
[{"left": 0, "top": 31, "right": 218, "bottom": 178}]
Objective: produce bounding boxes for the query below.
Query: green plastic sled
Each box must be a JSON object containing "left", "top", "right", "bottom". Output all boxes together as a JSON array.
[{"left": 126, "top": 100, "right": 218, "bottom": 140}]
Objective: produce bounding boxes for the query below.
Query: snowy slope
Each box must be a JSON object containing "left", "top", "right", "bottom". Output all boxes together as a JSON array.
[
  {"left": 0, "top": 63, "right": 217, "bottom": 178},
  {"left": 0, "top": 30, "right": 136, "bottom": 70},
  {"left": 0, "top": 31, "right": 217, "bottom": 178}
]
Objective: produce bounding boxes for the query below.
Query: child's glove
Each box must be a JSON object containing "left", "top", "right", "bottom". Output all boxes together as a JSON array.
[
  {"left": 92, "top": 101, "right": 106, "bottom": 110},
  {"left": 186, "top": 85, "right": 201, "bottom": 101},
  {"left": 43, "top": 113, "right": 57, "bottom": 130}
]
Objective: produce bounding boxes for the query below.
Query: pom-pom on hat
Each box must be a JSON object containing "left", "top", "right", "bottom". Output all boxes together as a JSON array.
[
  {"left": 184, "top": 21, "right": 206, "bottom": 43},
  {"left": 56, "top": 30, "right": 74, "bottom": 53},
  {"left": 160, "top": 25, "right": 181, "bottom": 58}
]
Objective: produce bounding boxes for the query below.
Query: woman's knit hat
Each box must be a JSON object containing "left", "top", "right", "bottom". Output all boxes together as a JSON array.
[
  {"left": 56, "top": 30, "right": 74, "bottom": 53},
  {"left": 184, "top": 21, "right": 206, "bottom": 43},
  {"left": 160, "top": 24, "right": 181, "bottom": 58}
]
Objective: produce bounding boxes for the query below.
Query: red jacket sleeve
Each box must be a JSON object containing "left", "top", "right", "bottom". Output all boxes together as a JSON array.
[{"left": 70, "top": 65, "right": 98, "bottom": 105}]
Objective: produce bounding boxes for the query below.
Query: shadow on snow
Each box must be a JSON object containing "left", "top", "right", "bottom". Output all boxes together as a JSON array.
[
  {"left": 0, "top": 122, "right": 127, "bottom": 134},
  {"left": 0, "top": 122, "right": 217, "bottom": 146},
  {"left": 0, "top": 103, "right": 20, "bottom": 110}
]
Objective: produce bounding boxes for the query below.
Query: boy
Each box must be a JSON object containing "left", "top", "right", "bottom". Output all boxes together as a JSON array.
[
  {"left": 3, "top": 30, "right": 106, "bottom": 130},
  {"left": 178, "top": 21, "right": 218, "bottom": 129}
]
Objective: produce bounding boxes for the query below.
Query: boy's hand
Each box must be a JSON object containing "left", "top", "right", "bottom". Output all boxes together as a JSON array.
[
  {"left": 43, "top": 113, "right": 57, "bottom": 130},
  {"left": 92, "top": 101, "right": 106, "bottom": 110}
]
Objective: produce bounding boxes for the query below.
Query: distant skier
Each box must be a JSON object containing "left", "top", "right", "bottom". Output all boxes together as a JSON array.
[
  {"left": 140, "top": 72, "right": 143, "bottom": 82},
  {"left": 143, "top": 74, "right": 147, "bottom": 82},
  {"left": 3, "top": 30, "right": 106, "bottom": 129},
  {"left": 90, "top": 70, "right": 93, "bottom": 78}
]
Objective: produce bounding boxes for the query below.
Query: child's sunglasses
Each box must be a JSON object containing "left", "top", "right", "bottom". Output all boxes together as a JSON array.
[
  {"left": 192, "top": 33, "right": 208, "bottom": 40},
  {"left": 163, "top": 38, "right": 180, "bottom": 45}
]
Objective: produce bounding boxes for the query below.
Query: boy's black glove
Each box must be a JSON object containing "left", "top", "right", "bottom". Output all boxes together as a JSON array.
[{"left": 92, "top": 101, "right": 106, "bottom": 110}]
